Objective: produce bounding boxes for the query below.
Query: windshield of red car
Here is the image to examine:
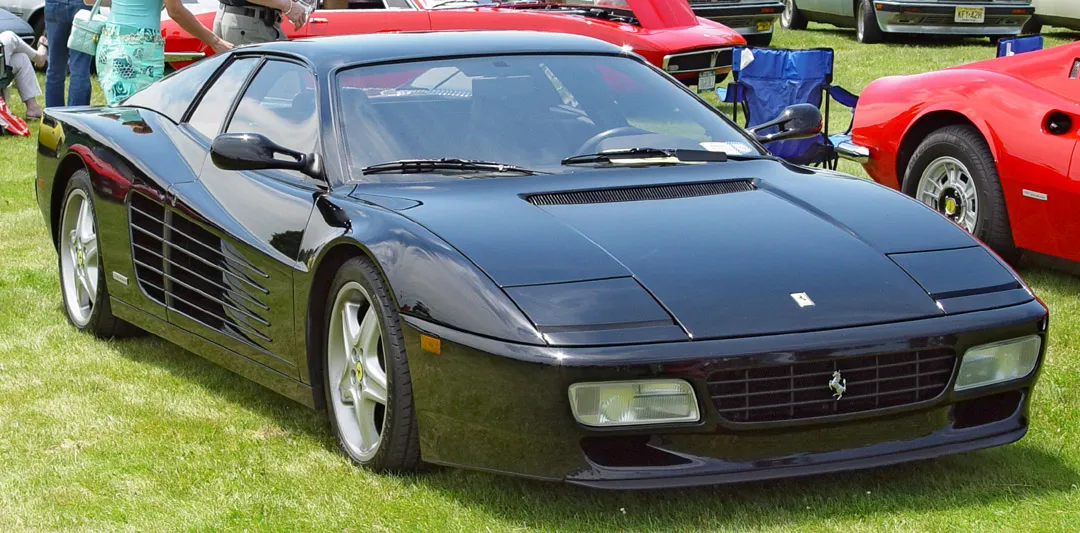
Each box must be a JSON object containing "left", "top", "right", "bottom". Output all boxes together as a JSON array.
[{"left": 336, "top": 54, "right": 760, "bottom": 179}]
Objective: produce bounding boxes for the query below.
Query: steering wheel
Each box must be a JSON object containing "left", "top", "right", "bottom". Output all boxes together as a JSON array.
[{"left": 575, "top": 126, "right": 651, "bottom": 155}]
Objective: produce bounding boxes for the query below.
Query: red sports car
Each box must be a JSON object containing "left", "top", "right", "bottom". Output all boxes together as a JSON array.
[
  {"left": 839, "top": 42, "right": 1080, "bottom": 265},
  {"left": 162, "top": 0, "right": 745, "bottom": 89}
]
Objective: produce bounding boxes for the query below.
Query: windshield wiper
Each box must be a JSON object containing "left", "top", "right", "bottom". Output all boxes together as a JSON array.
[
  {"left": 561, "top": 147, "right": 768, "bottom": 166},
  {"left": 362, "top": 158, "right": 543, "bottom": 176}
]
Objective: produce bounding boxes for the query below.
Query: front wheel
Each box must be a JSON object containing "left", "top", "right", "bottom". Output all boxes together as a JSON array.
[
  {"left": 1021, "top": 17, "right": 1042, "bottom": 35},
  {"left": 903, "top": 125, "right": 1019, "bottom": 263},
  {"left": 58, "top": 170, "right": 140, "bottom": 337},
  {"left": 781, "top": 0, "right": 807, "bottom": 30},
  {"left": 324, "top": 256, "right": 421, "bottom": 472},
  {"left": 856, "top": 0, "right": 885, "bottom": 43}
]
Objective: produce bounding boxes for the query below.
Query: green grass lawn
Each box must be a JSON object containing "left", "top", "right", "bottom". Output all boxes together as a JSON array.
[{"left": 1, "top": 26, "right": 1079, "bottom": 532}]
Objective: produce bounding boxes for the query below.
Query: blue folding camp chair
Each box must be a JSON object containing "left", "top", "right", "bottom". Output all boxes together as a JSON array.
[
  {"left": 997, "top": 34, "right": 1043, "bottom": 57},
  {"left": 716, "top": 47, "right": 858, "bottom": 169}
]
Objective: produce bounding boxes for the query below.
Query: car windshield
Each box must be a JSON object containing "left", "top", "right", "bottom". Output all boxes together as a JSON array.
[{"left": 336, "top": 54, "right": 761, "bottom": 180}]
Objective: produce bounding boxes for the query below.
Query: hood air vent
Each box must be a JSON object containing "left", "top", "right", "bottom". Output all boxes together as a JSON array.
[{"left": 527, "top": 180, "right": 755, "bottom": 206}]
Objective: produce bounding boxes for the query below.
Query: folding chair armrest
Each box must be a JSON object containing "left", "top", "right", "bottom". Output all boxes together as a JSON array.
[{"left": 826, "top": 85, "right": 859, "bottom": 110}]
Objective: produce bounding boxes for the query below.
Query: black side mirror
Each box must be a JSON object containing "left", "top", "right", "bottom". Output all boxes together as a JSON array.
[
  {"left": 748, "top": 103, "right": 823, "bottom": 144},
  {"left": 211, "top": 133, "right": 325, "bottom": 182}
]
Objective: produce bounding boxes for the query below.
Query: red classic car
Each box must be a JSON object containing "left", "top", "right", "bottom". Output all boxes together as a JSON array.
[
  {"left": 162, "top": 0, "right": 745, "bottom": 90},
  {"left": 838, "top": 41, "right": 1080, "bottom": 265}
]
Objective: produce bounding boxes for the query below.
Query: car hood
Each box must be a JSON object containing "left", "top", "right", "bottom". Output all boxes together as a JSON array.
[{"left": 352, "top": 161, "right": 1028, "bottom": 340}]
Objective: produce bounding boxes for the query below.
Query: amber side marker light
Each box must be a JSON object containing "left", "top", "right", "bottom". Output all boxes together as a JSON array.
[
  {"left": 1012, "top": 8, "right": 1027, "bottom": 14},
  {"left": 420, "top": 334, "right": 441, "bottom": 354}
]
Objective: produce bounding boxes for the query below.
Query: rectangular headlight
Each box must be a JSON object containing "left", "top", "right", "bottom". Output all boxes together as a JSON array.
[
  {"left": 955, "top": 335, "right": 1042, "bottom": 391},
  {"left": 568, "top": 379, "right": 699, "bottom": 427}
]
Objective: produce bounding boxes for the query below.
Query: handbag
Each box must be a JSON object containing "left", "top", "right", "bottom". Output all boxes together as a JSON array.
[{"left": 68, "top": 0, "right": 108, "bottom": 57}]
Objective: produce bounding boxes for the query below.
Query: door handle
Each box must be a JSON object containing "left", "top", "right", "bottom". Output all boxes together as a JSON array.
[{"left": 310, "top": 17, "right": 329, "bottom": 23}]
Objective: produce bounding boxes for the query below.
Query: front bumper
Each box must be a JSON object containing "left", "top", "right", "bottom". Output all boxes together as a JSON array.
[
  {"left": 690, "top": 2, "right": 784, "bottom": 36},
  {"left": 403, "top": 299, "right": 1048, "bottom": 488},
  {"left": 873, "top": 2, "right": 1034, "bottom": 35}
]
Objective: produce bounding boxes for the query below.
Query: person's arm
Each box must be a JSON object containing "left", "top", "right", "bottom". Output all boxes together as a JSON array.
[
  {"left": 163, "top": 0, "right": 233, "bottom": 53},
  {"left": 248, "top": 0, "right": 308, "bottom": 31}
]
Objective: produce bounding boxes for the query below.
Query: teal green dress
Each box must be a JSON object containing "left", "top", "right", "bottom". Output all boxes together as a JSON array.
[{"left": 96, "top": 0, "right": 165, "bottom": 105}]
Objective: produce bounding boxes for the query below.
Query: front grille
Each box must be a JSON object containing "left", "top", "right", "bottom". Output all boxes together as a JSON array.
[
  {"left": 708, "top": 349, "right": 956, "bottom": 423},
  {"left": 528, "top": 180, "right": 755, "bottom": 206},
  {"left": 665, "top": 48, "right": 734, "bottom": 73}
]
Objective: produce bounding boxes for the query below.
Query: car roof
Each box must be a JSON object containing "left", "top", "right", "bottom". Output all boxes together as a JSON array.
[{"left": 244, "top": 30, "right": 627, "bottom": 70}]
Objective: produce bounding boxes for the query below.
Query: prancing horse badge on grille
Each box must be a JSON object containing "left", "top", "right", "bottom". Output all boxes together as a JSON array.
[{"left": 829, "top": 371, "right": 847, "bottom": 400}]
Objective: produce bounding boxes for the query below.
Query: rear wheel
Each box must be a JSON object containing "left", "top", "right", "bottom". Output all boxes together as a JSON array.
[
  {"left": 903, "top": 125, "right": 1019, "bottom": 263},
  {"left": 324, "top": 256, "right": 421, "bottom": 472},
  {"left": 745, "top": 32, "right": 774, "bottom": 47},
  {"left": 856, "top": 0, "right": 885, "bottom": 43},
  {"left": 781, "top": 0, "right": 807, "bottom": 30},
  {"left": 57, "top": 170, "right": 140, "bottom": 337}
]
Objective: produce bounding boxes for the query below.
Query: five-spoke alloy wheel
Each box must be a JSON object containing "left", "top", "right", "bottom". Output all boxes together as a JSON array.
[
  {"left": 323, "top": 257, "right": 421, "bottom": 472},
  {"left": 327, "top": 281, "right": 389, "bottom": 462},
  {"left": 57, "top": 170, "right": 138, "bottom": 337}
]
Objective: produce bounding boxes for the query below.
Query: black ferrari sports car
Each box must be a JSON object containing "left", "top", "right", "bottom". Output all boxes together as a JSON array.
[{"left": 36, "top": 31, "right": 1049, "bottom": 488}]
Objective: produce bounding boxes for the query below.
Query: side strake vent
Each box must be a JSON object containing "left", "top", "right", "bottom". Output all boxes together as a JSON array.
[
  {"left": 127, "top": 192, "right": 272, "bottom": 346},
  {"left": 527, "top": 180, "right": 755, "bottom": 206}
]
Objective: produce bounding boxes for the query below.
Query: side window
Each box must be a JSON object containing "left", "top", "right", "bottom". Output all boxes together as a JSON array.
[
  {"left": 385, "top": 0, "right": 411, "bottom": 8},
  {"left": 226, "top": 60, "right": 318, "bottom": 155},
  {"left": 123, "top": 54, "right": 226, "bottom": 122},
  {"left": 187, "top": 57, "right": 261, "bottom": 139}
]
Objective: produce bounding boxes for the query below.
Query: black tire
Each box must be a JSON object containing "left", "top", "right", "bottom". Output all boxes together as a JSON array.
[
  {"left": 57, "top": 171, "right": 141, "bottom": 338},
  {"left": 780, "top": 0, "right": 807, "bottom": 30},
  {"left": 856, "top": 0, "right": 885, "bottom": 43},
  {"left": 323, "top": 256, "right": 421, "bottom": 473},
  {"left": 902, "top": 125, "right": 1019, "bottom": 263},
  {"left": 1021, "top": 16, "right": 1043, "bottom": 35},
  {"left": 745, "top": 32, "right": 774, "bottom": 47}
]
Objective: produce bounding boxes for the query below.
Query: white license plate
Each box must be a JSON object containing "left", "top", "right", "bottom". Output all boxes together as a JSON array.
[
  {"left": 698, "top": 70, "right": 716, "bottom": 92},
  {"left": 955, "top": 6, "right": 985, "bottom": 23}
]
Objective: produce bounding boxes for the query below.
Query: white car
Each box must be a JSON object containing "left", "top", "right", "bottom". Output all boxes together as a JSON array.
[
  {"left": 1025, "top": 0, "right": 1080, "bottom": 32},
  {"left": 0, "top": 0, "right": 217, "bottom": 40}
]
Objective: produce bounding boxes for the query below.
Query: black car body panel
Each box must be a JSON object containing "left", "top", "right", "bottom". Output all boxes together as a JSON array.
[{"left": 34, "top": 31, "right": 1049, "bottom": 488}]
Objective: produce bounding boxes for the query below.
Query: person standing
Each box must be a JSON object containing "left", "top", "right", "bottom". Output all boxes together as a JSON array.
[
  {"left": 44, "top": 0, "right": 93, "bottom": 107},
  {"left": 214, "top": 0, "right": 308, "bottom": 47},
  {"left": 93, "top": 0, "right": 233, "bottom": 105}
]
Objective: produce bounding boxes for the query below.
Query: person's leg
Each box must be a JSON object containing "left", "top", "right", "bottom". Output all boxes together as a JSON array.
[
  {"left": 43, "top": 1, "right": 70, "bottom": 107},
  {"left": 9, "top": 53, "right": 44, "bottom": 117},
  {"left": 65, "top": 3, "right": 92, "bottom": 106},
  {"left": 0, "top": 31, "right": 39, "bottom": 57}
]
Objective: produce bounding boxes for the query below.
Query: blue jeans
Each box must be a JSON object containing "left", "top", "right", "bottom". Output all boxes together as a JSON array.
[{"left": 44, "top": 0, "right": 93, "bottom": 107}]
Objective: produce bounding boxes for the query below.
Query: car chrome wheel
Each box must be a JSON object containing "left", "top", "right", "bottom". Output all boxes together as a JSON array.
[
  {"left": 916, "top": 156, "right": 979, "bottom": 232},
  {"left": 59, "top": 188, "right": 98, "bottom": 327},
  {"left": 327, "top": 281, "right": 388, "bottom": 462},
  {"left": 781, "top": 0, "right": 793, "bottom": 27}
]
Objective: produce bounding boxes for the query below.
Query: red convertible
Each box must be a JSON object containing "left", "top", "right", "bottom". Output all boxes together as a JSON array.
[
  {"left": 840, "top": 42, "right": 1080, "bottom": 265},
  {"left": 161, "top": 0, "right": 745, "bottom": 89}
]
